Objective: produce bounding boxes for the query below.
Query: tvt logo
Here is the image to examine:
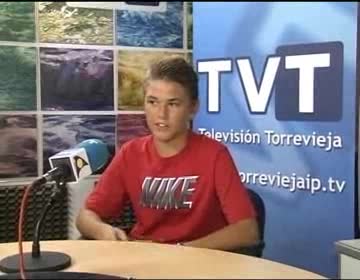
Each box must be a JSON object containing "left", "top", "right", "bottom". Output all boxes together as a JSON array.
[{"left": 197, "top": 41, "right": 343, "bottom": 121}]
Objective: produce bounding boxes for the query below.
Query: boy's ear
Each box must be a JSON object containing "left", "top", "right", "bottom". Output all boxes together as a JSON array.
[{"left": 190, "top": 100, "right": 199, "bottom": 120}]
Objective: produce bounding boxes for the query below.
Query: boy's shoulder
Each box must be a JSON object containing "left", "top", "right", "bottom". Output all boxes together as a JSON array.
[{"left": 191, "top": 131, "right": 228, "bottom": 153}]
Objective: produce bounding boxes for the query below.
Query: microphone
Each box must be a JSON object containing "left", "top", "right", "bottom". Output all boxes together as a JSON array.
[
  {"left": 0, "top": 139, "right": 110, "bottom": 274},
  {"left": 42, "top": 138, "right": 110, "bottom": 184}
]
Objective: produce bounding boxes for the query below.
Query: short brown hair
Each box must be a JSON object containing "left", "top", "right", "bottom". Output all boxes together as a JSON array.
[{"left": 144, "top": 56, "right": 198, "bottom": 101}]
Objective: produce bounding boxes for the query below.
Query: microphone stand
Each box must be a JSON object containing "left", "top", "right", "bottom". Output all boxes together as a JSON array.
[{"left": 0, "top": 176, "right": 71, "bottom": 273}]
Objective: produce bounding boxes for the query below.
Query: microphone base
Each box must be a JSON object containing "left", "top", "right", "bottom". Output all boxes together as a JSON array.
[{"left": 0, "top": 251, "right": 71, "bottom": 273}]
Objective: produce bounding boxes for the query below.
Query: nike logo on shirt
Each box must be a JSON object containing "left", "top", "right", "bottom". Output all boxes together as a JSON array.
[{"left": 140, "top": 176, "right": 199, "bottom": 209}]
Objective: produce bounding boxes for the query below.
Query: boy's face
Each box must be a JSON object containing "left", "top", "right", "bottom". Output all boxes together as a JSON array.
[{"left": 144, "top": 79, "right": 198, "bottom": 145}]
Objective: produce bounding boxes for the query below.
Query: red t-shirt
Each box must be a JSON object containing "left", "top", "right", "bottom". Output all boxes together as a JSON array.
[{"left": 85, "top": 131, "right": 256, "bottom": 243}]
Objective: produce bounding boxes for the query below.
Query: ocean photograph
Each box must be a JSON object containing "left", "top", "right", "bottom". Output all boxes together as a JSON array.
[
  {"left": 40, "top": 48, "right": 114, "bottom": 111},
  {"left": 39, "top": 2, "right": 113, "bottom": 45},
  {"left": 117, "top": 114, "right": 150, "bottom": 148},
  {"left": 116, "top": 2, "right": 183, "bottom": 48},
  {"left": 118, "top": 50, "right": 184, "bottom": 110},
  {"left": 0, "top": 2, "right": 35, "bottom": 42},
  {"left": 0, "top": 115, "right": 37, "bottom": 178},
  {"left": 0, "top": 46, "right": 36, "bottom": 111},
  {"left": 43, "top": 115, "right": 116, "bottom": 174}
]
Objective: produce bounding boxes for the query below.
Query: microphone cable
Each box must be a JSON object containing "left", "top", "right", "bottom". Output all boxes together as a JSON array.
[{"left": 18, "top": 181, "right": 36, "bottom": 280}]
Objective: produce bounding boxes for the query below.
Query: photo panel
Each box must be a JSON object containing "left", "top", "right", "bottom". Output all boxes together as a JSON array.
[
  {"left": 187, "top": 52, "right": 193, "bottom": 64},
  {"left": 43, "top": 115, "right": 116, "bottom": 174},
  {"left": 0, "top": 115, "right": 37, "bottom": 178},
  {"left": 0, "top": 46, "right": 36, "bottom": 111},
  {"left": 116, "top": 2, "right": 183, "bottom": 48},
  {"left": 118, "top": 50, "right": 185, "bottom": 111},
  {"left": 187, "top": 2, "right": 193, "bottom": 49},
  {"left": 0, "top": 1, "right": 191, "bottom": 182},
  {"left": 38, "top": 2, "right": 113, "bottom": 45},
  {"left": 117, "top": 113, "right": 150, "bottom": 148},
  {"left": 0, "top": 2, "right": 35, "bottom": 42},
  {"left": 40, "top": 47, "right": 114, "bottom": 111}
]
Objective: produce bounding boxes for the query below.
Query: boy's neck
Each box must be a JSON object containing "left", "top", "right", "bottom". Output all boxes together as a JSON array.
[{"left": 154, "top": 131, "right": 191, "bottom": 158}]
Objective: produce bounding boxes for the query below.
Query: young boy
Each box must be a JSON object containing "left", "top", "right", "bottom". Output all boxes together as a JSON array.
[{"left": 76, "top": 57, "right": 259, "bottom": 251}]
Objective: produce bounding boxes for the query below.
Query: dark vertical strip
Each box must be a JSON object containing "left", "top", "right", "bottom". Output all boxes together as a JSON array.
[{"left": 354, "top": 2, "right": 360, "bottom": 238}]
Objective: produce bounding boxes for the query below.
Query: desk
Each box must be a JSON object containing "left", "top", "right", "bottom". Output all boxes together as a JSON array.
[
  {"left": 335, "top": 239, "right": 360, "bottom": 279},
  {"left": 0, "top": 240, "right": 325, "bottom": 279}
]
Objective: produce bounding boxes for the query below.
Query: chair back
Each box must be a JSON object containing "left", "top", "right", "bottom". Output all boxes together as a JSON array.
[
  {"left": 233, "top": 188, "right": 266, "bottom": 257},
  {"left": 247, "top": 188, "right": 265, "bottom": 241}
]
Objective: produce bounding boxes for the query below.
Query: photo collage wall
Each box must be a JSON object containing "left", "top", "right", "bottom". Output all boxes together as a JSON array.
[{"left": 0, "top": 2, "right": 193, "bottom": 180}]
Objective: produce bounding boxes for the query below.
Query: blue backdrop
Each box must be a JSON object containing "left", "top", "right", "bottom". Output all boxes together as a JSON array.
[{"left": 193, "top": 2, "right": 358, "bottom": 278}]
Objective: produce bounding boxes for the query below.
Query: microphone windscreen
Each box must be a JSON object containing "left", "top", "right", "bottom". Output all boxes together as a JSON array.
[{"left": 75, "top": 139, "right": 110, "bottom": 172}]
